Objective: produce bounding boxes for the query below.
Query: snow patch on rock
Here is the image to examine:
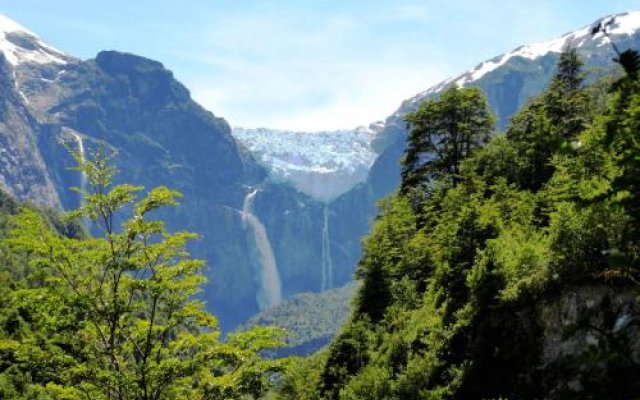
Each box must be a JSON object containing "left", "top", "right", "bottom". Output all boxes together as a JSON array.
[
  {"left": 409, "top": 10, "right": 640, "bottom": 103},
  {"left": 0, "top": 14, "right": 70, "bottom": 66}
]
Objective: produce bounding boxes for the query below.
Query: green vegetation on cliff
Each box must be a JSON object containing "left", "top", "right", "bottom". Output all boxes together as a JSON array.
[{"left": 275, "top": 46, "right": 640, "bottom": 399}]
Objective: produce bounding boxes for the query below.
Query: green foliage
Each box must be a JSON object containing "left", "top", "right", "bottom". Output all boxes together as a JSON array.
[
  {"left": 273, "top": 352, "right": 326, "bottom": 400},
  {"left": 318, "top": 319, "right": 372, "bottom": 400},
  {"left": 401, "top": 86, "right": 495, "bottom": 193},
  {"left": 0, "top": 149, "right": 285, "bottom": 399},
  {"left": 311, "top": 48, "right": 640, "bottom": 399},
  {"left": 241, "top": 284, "right": 354, "bottom": 356}
]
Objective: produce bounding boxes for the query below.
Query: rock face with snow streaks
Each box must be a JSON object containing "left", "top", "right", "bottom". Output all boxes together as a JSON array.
[{"left": 0, "top": 16, "right": 66, "bottom": 207}]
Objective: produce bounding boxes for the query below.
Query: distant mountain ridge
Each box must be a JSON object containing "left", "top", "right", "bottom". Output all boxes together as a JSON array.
[
  {"left": 336, "top": 10, "right": 640, "bottom": 277},
  {"left": 397, "top": 11, "right": 640, "bottom": 124}
]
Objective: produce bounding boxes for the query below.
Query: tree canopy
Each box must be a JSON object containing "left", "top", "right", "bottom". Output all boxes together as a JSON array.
[{"left": 401, "top": 86, "right": 495, "bottom": 193}]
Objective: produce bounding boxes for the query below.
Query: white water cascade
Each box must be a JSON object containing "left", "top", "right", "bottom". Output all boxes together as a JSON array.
[
  {"left": 241, "top": 189, "right": 283, "bottom": 309},
  {"left": 12, "top": 70, "right": 29, "bottom": 104},
  {"left": 321, "top": 205, "right": 334, "bottom": 291},
  {"left": 67, "top": 130, "right": 87, "bottom": 203}
]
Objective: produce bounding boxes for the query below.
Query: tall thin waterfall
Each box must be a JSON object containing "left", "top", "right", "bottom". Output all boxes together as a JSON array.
[
  {"left": 321, "top": 205, "right": 334, "bottom": 291},
  {"left": 242, "top": 189, "right": 283, "bottom": 309},
  {"left": 13, "top": 70, "right": 29, "bottom": 105},
  {"left": 67, "top": 130, "right": 87, "bottom": 204}
]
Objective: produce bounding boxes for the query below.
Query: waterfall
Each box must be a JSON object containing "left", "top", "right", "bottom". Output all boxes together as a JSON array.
[
  {"left": 241, "top": 189, "right": 283, "bottom": 309},
  {"left": 12, "top": 70, "right": 29, "bottom": 104},
  {"left": 321, "top": 205, "right": 334, "bottom": 291},
  {"left": 67, "top": 130, "right": 87, "bottom": 205}
]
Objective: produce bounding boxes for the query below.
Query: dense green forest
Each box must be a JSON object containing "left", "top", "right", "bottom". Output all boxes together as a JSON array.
[{"left": 274, "top": 46, "right": 640, "bottom": 399}]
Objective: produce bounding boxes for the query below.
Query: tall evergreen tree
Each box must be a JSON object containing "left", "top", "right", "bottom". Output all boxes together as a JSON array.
[
  {"left": 544, "top": 46, "right": 590, "bottom": 141},
  {"left": 401, "top": 87, "right": 494, "bottom": 193},
  {"left": 507, "top": 46, "right": 590, "bottom": 191}
]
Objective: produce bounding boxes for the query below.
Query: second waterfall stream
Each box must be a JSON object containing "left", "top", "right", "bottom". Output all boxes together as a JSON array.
[
  {"left": 321, "top": 205, "right": 334, "bottom": 291},
  {"left": 242, "top": 189, "right": 283, "bottom": 310}
]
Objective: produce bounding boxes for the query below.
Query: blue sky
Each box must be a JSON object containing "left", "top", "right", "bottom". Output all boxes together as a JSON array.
[{"left": 1, "top": 1, "right": 638, "bottom": 130}]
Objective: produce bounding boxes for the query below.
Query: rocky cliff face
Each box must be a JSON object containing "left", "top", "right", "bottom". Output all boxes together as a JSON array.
[
  {"left": 0, "top": 14, "right": 273, "bottom": 327},
  {"left": 536, "top": 285, "right": 640, "bottom": 396},
  {"left": 0, "top": 56, "right": 60, "bottom": 208}
]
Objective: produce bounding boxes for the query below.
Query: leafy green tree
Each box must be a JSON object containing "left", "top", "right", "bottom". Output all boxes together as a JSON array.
[
  {"left": 2, "top": 147, "right": 286, "bottom": 400},
  {"left": 318, "top": 319, "right": 371, "bottom": 400},
  {"left": 275, "top": 353, "right": 326, "bottom": 400},
  {"left": 401, "top": 86, "right": 495, "bottom": 193}
]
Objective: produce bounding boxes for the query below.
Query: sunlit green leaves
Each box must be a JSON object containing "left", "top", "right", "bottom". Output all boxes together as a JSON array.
[{"left": 0, "top": 149, "right": 285, "bottom": 399}]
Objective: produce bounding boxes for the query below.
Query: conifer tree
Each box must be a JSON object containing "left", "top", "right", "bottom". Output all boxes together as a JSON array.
[
  {"left": 506, "top": 46, "right": 590, "bottom": 191},
  {"left": 401, "top": 87, "right": 494, "bottom": 193},
  {"left": 544, "top": 46, "right": 590, "bottom": 141}
]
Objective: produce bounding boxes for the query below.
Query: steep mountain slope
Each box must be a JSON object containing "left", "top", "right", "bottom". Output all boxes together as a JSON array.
[
  {"left": 0, "top": 16, "right": 69, "bottom": 208},
  {"left": 0, "top": 15, "right": 273, "bottom": 328},
  {"left": 29, "top": 50, "right": 272, "bottom": 327}
]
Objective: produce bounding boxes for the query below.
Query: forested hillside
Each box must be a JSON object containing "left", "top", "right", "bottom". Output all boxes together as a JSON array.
[
  {"left": 275, "top": 43, "right": 640, "bottom": 399},
  {"left": 242, "top": 284, "right": 355, "bottom": 357}
]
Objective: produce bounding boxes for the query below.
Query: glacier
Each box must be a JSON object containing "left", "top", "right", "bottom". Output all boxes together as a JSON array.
[{"left": 232, "top": 125, "right": 383, "bottom": 203}]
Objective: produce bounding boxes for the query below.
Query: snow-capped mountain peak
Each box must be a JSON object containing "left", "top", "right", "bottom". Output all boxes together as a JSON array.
[
  {"left": 411, "top": 10, "right": 640, "bottom": 102},
  {"left": 0, "top": 14, "right": 70, "bottom": 66}
]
